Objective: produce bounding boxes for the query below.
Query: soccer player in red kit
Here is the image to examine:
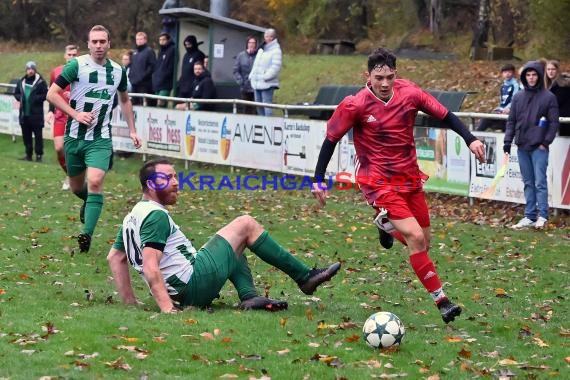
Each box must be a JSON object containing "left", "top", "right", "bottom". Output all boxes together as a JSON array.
[
  {"left": 311, "top": 47, "right": 486, "bottom": 323},
  {"left": 46, "top": 44, "right": 78, "bottom": 190}
]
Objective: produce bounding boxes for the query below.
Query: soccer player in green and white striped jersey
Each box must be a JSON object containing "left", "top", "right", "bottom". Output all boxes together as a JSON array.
[{"left": 47, "top": 25, "right": 142, "bottom": 253}]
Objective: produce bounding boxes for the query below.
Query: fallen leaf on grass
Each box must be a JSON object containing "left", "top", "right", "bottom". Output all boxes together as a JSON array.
[
  {"left": 458, "top": 348, "right": 472, "bottom": 358},
  {"left": 532, "top": 337, "right": 549, "bottom": 347},
  {"left": 498, "top": 358, "right": 521, "bottom": 366},
  {"left": 200, "top": 332, "right": 214, "bottom": 340},
  {"left": 219, "top": 374, "right": 238, "bottom": 378},
  {"left": 105, "top": 357, "right": 132, "bottom": 371},
  {"left": 276, "top": 348, "right": 290, "bottom": 355},
  {"left": 445, "top": 336, "right": 462, "bottom": 343},
  {"left": 345, "top": 334, "right": 360, "bottom": 342},
  {"left": 559, "top": 328, "right": 570, "bottom": 337},
  {"left": 184, "top": 318, "right": 198, "bottom": 325},
  {"left": 279, "top": 317, "right": 288, "bottom": 328}
]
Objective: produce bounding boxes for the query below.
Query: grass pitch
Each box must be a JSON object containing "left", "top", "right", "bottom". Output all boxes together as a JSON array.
[{"left": 0, "top": 134, "right": 568, "bottom": 379}]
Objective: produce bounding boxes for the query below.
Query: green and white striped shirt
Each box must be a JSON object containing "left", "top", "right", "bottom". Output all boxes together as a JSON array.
[
  {"left": 60, "top": 54, "right": 127, "bottom": 140},
  {"left": 113, "top": 200, "right": 197, "bottom": 296}
]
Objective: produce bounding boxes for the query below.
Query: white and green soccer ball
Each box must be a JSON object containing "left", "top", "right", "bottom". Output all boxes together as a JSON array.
[{"left": 362, "top": 311, "right": 405, "bottom": 349}]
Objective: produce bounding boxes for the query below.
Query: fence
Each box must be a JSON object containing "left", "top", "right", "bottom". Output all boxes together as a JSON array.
[{"left": 2, "top": 84, "right": 570, "bottom": 210}]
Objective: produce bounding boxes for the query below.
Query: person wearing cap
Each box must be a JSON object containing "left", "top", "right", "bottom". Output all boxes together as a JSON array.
[
  {"left": 476, "top": 63, "right": 520, "bottom": 132},
  {"left": 152, "top": 32, "right": 176, "bottom": 107},
  {"left": 176, "top": 35, "right": 205, "bottom": 99},
  {"left": 13, "top": 61, "right": 48, "bottom": 162}
]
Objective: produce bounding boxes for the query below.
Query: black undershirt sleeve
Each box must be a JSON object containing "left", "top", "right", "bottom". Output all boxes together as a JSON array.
[
  {"left": 443, "top": 112, "right": 478, "bottom": 146},
  {"left": 54, "top": 75, "right": 70, "bottom": 90},
  {"left": 313, "top": 138, "right": 338, "bottom": 182}
]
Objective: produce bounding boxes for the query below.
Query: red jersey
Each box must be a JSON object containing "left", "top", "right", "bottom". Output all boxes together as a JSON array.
[
  {"left": 50, "top": 64, "right": 70, "bottom": 124},
  {"left": 327, "top": 79, "right": 448, "bottom": 194}
]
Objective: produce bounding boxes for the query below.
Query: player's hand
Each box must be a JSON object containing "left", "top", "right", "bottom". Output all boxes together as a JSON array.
[
  {"left": 74, "top": 111, "right": 94, "bottom": 126},
  {"left": 311, "top": 182, "right": 328, "bottom": 208},
  {"left": 130, "top": 132, "right": 142, "bottom": 149},
  {"left": 469, "top": 140, "right": 486, "bottom": 163},
  {"left": 46, "top": 111, "right": 54, "bottom": 125}
]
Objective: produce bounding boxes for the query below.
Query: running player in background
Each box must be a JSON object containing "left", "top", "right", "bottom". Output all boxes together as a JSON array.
[
  {"left": 47, "top": 25, "right": 141, "bottom": 253},
  {"left": 311, "top": 47, "right": 486, "bottom": 323},
  {"left": 46, "top": 44, "right": 78, "bottom": 190}
]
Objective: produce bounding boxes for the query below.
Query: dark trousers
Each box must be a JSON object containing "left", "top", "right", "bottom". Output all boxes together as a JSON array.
[
  {"left": 20, "top": 119, "right": 43, "bottom": 158},
  {"left": 131, "top": 82, "right": 156, "bottom": 107},
  {"left": 241, "top": 91, "right": 256, "bottom": 114}
]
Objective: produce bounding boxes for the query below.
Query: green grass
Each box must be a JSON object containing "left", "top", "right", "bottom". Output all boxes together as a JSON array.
[{"left": 0, "top": 134, "right": 569, "bottom": 379}]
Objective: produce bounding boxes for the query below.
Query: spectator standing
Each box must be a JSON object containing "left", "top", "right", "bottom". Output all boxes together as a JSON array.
[
  {"left": 129, "top": 31, "right": 156, "bottom": 106},
  {"left": 544, "top": 59, "right": 570, "bottom": 136},
  {"left": 121, "top": 50, "right": 133, "bottom": 93},
  {"left": 176, "top": 35, "right": 205, "bottom": 99},
  {"left": 152, "top": 32, "right": 176, "bottom": 108},
  {"left": 46, "top": 45, "right": 78, "bottom": 189},
  {"left": 249, "top": 28, "right": 282, "bottom": 116},
  {"left": 504, "top": 61, "right": 559, "bottom": 230},
  {"left": 233, "top": 36, "right": 258, "bottom": 114},
  {"left": 477, "top": 63, "right": 520, "bottom": 132},
  {"left": 14, "top": 61, "right": 48, "bottom": 162}
]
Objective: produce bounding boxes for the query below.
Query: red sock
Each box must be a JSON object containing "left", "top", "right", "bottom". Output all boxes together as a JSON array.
[
  {"left": 392, "top": 231, "right": 407, "bottom": 246},
  {"left": 409, "top": 251, "right": 442, "bottom": 293},
  {"left": 57, "top": 154, "right": 67, "bottom": 173}
]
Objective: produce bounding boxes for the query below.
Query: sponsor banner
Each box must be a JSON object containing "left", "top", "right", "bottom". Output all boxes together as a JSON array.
[
  {"left": 550, "top": 137, "right": 570, "bottom": 209},
  {"left": 0, "top": 95, "right": 13, "bottom": 134},
  {"left": 282, "top": 119, "right": 328, "bottom": 177},
  {"left": 469, "top": 132, "right": 526, "bottom": 203},
  {"left": 183, "top": 111, "right": 231, "bottom": 165},
  {"left": 416, "top": 127, "right": 470, "bottom": 195},
  {"left": 141, "top": 107, "right": 184, "bottom": 158},
  {"left": 111, "top": 107, "right": 140, "bottom": 152},
  {"left": 230, "top": 115, "right": 284, "bottom": 172}
]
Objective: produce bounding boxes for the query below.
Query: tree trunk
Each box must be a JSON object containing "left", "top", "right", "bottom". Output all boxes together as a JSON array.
[
  {"left": 429, "top": 0, "right": 442, "bottom": 38},
  {"left": 472, "top": 0, "right": 490, "bottom": 48}
]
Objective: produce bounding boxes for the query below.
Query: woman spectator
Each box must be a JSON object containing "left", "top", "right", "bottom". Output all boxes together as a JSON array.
[
  {"left": 233, "top": 36, "right": 258, "bottom": 114},
  {"left": 545, "top": 59, "right": 570, "bottom": 136}
]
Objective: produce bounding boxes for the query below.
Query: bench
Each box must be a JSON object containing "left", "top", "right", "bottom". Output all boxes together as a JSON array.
[
  {"left": 414, "top": 90, "right": 467, "bottom": 128},
  {"left": 316, "top": 40, "right": 356, "bottom": 55},
  {"left": 290, "top": 85, "right": 363, "bottom": 120}
]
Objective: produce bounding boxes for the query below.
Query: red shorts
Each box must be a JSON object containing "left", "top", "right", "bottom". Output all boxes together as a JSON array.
[
  {"left": 53, "top": 121, "right": 66, "bottom": 138},
  {"left": 371, "top": 190, "right": 430, "bottom": 228}
]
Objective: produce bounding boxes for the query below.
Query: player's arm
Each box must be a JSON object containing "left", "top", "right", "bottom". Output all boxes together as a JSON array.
[
  {"left": 442, "top": 112, "right": 485, "bottom": 163},
  {"left": 141, "top": 247, "right": 178, "bottom": 313},
  {"left": 117, "top": 68, "right": 142, "bottom": 148},
  {"left": 107, "top": 227, "right": 137, "bottom": 305},
  {"left": 311, "top": 96, "right": 358, "bottom": 206},
  {"left": 107, "top": 247, "right": 138, "bottom": 305}
]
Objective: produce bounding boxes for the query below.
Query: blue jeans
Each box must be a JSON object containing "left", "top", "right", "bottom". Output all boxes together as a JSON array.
[
  {"left": 254, "top": 88, "right": 275, "bottom": 116},
  {"left": 517, "top": 147, "right": 549, "bottom": 220}
]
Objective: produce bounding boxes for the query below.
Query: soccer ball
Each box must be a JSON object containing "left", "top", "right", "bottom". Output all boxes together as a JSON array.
[{"left": 362, "top": 311, "right": 405, "bottom": 349}]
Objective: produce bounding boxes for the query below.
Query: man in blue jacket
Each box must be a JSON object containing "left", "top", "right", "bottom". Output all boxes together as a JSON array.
[
  {"left": 152, "top": 32, "right": 176, "bottom": 108},
  {"left": 504, "top": 61, "right": 559, "bottom": 230}
]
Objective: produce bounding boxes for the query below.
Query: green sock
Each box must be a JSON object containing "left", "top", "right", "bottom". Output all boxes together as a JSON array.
[
  {"left": 82, "top": 193, "right": 103, "bottom": 236},
  {"left": 228, "top": 254, "right": 259, "bottom": 301},
  {"left": 249, "top": 231, "right": 310, "bottom": 283},
  {"left": 73, "top": 182, "right": 88, "bottom": 201}
]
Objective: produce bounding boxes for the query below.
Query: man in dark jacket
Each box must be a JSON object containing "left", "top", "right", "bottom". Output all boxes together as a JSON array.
[
  {"left": 504, "top": 61, "right": 559, "bottom": 230},
  {"left": 190, "top": 61, "right": 217, "bottom": 111},
  {"left": 129, "top": 31, "right": 156, "bottom": 106},
  {"left": 13, "top": 61, "right": 48, "bottom": 162},
  {"left": 176, "top": 35, "right": 205, "bottom": 98},
  {"left": 152, "top": 32, "right": 176, "bottom": 107}
]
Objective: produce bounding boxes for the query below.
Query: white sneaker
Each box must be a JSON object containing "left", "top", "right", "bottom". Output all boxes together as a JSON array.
[
  {"left": 511, "top": 217, "right": 535, "bottom": 229},
  {"left": 535, "top": 217, "right": 547, "bottom": 229},
  {"left": 61, "top": 177, "right": 70, "bottom": 191}
]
